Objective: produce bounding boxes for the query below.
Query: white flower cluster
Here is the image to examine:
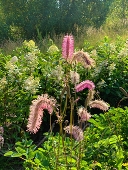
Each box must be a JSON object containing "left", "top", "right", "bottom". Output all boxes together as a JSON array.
[
  {"left": 108, "top": 63, "right": 116, "bottom": 76},
  {"left": 70, "top": 71, "right": 80, "bottom": 84},
  {"left": 23, "top": 40, "right": 39, "bottom": 52},
  {"left": 10, "top": 56, "right": 18, "bottom": 63},
  {"left": 90, "top": 49, "right": 97, "bottom": 57},
  {"left": 23, "top": 76, "right": 40, "bottom": 94},
  {"left": 118, "top": 40, "right": 128, "bottom": 57},
  {"left": 5, "top": 57, "right": 20, "bottom": 79},
  {"left": 118, "top": 47, "right": 128, "bottom": 57},
  {"left": 51, "top": 65, "right": 64, "bottom": 83},
  {"left": 97, "top": 79, "right": 107, "bottom": 88},
  {"left": 25, "top": 52, "right": 38, "bottom": 71},
  {"left": 22, "top": 40, "right": 40, "bottom": 72},
  {"left": 109, "top": 43, "right": 116, "bottom": 54},
  {"left": 0, "top": 77, "right": 7, "bottom": 90},
  {"left": 47, "top": 44, "right": 59, "bottom": 54},
  {"left": 91, "top": 60, "right": 108, "bottom": 78}
]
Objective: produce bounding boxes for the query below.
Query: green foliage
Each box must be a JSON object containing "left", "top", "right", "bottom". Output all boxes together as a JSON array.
[
  {"left": 4, "top": 107, "right": 128, "bottom": 169},
  {"left": 82, "top": 36, "right": 128, "bottom": 106},
  {"left": 0, "top": 36, "right": 128, "bottom": 169},
  {"left": 4, "top": 139, "right": 52, "bottom": 169},
  {"left": 84, "top": 107, "right": 128, "bottom": 169}
]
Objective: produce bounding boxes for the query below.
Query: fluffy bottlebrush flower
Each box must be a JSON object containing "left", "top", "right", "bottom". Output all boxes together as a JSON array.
[
  {"left": 27, "top": 94, "right": 56, "bottom": 133},
  {"left": 89, "top": 100, "right": 109, "bottom": 111},
  {"left": 78, "top": 107, "right": 91, "bottom": 122},
  {"left": 75, "top": 80, "right": 95, "bottom": 92},
  {"left": 62, "top": 35, "right": 74, "bottom": 60},
  {"left": 72, "top": 51, "right": 95, "bottom": 69},
  {"left": 70, "top": 71, "right": 80, "bottom": 84},
  {"left": 64, "top": 125, "right": 84, "bottom": 141}
]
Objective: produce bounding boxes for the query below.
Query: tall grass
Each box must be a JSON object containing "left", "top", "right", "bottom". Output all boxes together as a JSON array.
[{"left": 0, "top": 25, "right": 128, "bottom": 54}]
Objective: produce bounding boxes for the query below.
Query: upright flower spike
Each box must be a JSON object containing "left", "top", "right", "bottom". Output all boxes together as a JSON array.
[
  {"left": 75, "top": 80, "right": 95, "bottom": 92},
  {"left": 27, "top": 94, "right": 56, "bottom": 134},
  {"left": 62, "top": 35, "right": 74, "bottom": 60}
]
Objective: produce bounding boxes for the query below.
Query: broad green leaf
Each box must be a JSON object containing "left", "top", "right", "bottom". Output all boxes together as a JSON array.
[
  {"left": 15, "top": 146, "right": 26, "bottom": 154},
  {"left": 4, "top": 151, "right": 13, "bottom": 157},
  {"left": 89, "top": 119, "right": 104, "bottom": 130},
  {"left": 11, "top": 152, "right": 23, "bottom": 157}
]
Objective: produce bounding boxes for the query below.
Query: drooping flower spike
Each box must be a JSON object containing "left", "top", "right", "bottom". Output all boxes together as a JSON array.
[
  {"left": 75, "top": 80, "right": 95, "bottom": 92},
  {"left": 78, "top": 107, "right": 91, "bottom": 122},
  {"left": 62, "top": 34, "right": 74, "bottom": 60},
  {"left": 27, "top": 94, "right": 56, "bottom": 133},
  {"left": 72, "top": 51, "right": 95, "bottom": 69},
  {"left": 89, "top": 100, "right": 109, "bottom": 111},
  {"left": 64, "top": 125, "right": 84, "bottom": 141}
]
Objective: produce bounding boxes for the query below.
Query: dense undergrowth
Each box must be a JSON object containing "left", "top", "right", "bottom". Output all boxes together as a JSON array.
[{"left": 0, "top": 34, "right": 128, "bottom": 169}]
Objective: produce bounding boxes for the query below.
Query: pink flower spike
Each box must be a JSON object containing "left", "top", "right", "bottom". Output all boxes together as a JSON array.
[
  {"left": 64, "top": 125, "right": 83, "bottom": 141},
  {"left": 89, "top": 100, "right": 109, "bottom": 111},
  {"left": 78, "top": 107, "right": 91, "bottom": 122},
  {"left": 62, "top": 35, "right": 74, "bottom": 60},
  {"left": 27, "top": 94, "right": 56, "bottom": 134},
  {"left": 75, "top": 80, "right": 95, "bottom": 92}
]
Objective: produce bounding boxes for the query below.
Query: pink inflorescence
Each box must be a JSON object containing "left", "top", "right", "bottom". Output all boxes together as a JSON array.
[
  {"left": 62, "top": 35, "right": 74, "bottom": 60},
  {"left": 72, "top": 51, "right": 95, "bottom": 69},
  {"left": 78, "top": 107, "right": 91, "bottom": 122},
  {"left": 89, "top": 100, "right": 109, "bottom": 111},
  {"left": 75, "top": 80, "right": 95, "bottom": 92},
  {"left": 64, "top": 125, "right": 84, "bottom": 141},
  {"left": 27, "top": 94, "right": 56, "bottom": 134}
]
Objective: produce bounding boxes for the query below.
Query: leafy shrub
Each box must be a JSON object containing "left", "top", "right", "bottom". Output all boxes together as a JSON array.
[
  {"left": 4, "top": 107, "right": 128, "bottom": 169},
  {"left": 82, "top": 36, "right": 128, "bottom": 106},
  {"left": 0, "top": 35, "right": 128, "bottom": 169}
]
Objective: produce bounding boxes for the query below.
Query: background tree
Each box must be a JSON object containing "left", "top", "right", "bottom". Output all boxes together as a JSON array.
[
  {"left": 0, "top": 1, "right": 9, "bottom": 42},
  {"left": 105, "top": 0, "right": 128, "bottom": 30},
  {"left": 0, "top": 0, "right": 127, "bottom": 41}
]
